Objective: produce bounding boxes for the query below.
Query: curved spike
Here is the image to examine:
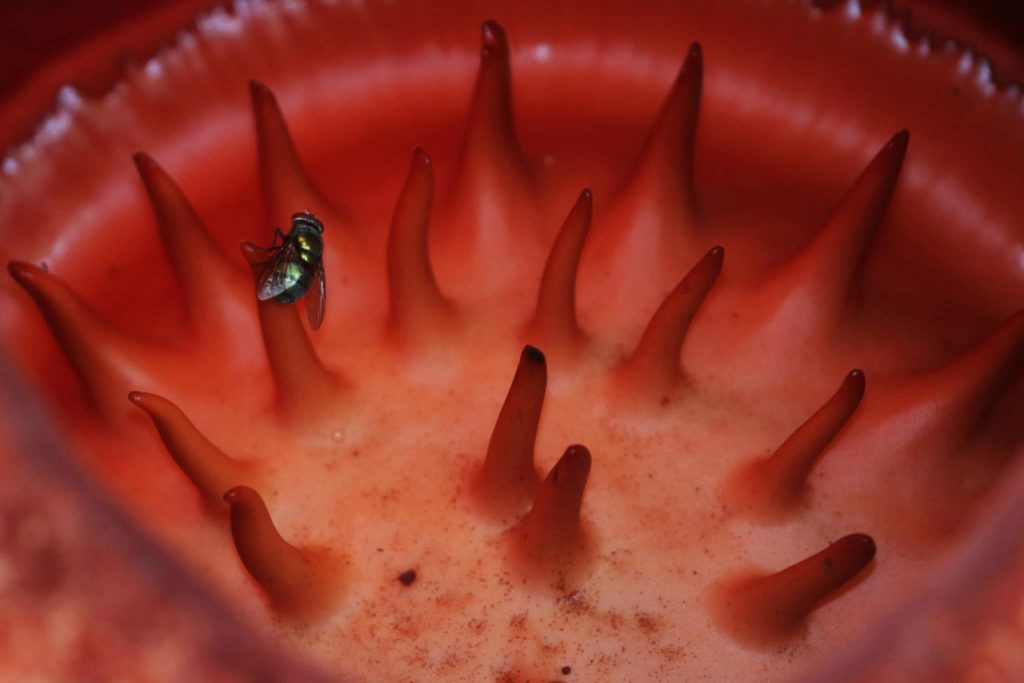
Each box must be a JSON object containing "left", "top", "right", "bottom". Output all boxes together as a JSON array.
[
  {"left": 133, "top": 153, "right": 250, "bottom": 331},
  {"left": 622, "top": 42, "right": 703, "bottom": 222},
  {"left": 129, "top": 391, "right": 249, "bottom": 507},
  {"left": 515, "top": 445, "right": 591, "bottom": 566},
  {"left": 239, "top": 243, "right": 340, "bottom": 418},
  {"left": 898, "top": 308, "right": 1024, "bottom": 442},
  {"left": 777, "top": 130, "right": 909, "bottom": 317},
  {"left": 619, "top": 246, "right": 724, "bottom": 393},
  {"left": 224, "top": 485, "right": 342, "bottom": 617},
  {"left": 474, "top": 346, "right": 546, "bottom": 515},
  {"left": 729, "top": 370, "right": 866, "bottom": 518},
  {"left": 527, "top": 189, "right": 592, "bottom": 351},
  {"left": 386, "top": 148, "right": 453, "bottom": 340},
  {"left": 249, "top": 80, "right": 339, "bottom": 229},
  {"left": 7, "top": 262, "right": 154, "bottom": 417},
  {"left": 713, "top": 534, "right": 876, "bottom": 646}
]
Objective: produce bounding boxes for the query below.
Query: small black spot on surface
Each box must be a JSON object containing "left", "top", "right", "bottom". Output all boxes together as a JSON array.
[
  {"left": 561, "top": 665, "right": 572, "bottom": 675},
  {"left": 398, "top": 569, "right": 417, "bottom": 586}
]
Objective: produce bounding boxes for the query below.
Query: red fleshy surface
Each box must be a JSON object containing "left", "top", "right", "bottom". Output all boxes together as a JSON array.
[{"left": 1, "top": 1, "right": 1023, "bottom": 681}]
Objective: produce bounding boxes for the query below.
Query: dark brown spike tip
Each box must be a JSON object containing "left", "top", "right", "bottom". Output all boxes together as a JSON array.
[
  {"left": 728, "top": 369, "right": 866, "bottom": 519},
  {"left": 224, "top": 485, "right": 343, "bottom": 617},
  {"left": 129, "top": 391, "right": 250, "bottom": 507},
  {"left": 712, "top": 534, "right": 876, "bottom": 647},
  {"left": 238, "top": 242, "right": 340, "bottom": 419},
  {"left": 480, "top": 19, "right": 508, "bottom": 59},
  {"left": 513, "top": 445, "right": 592, "bottom": 572},
  {"left": 473, "top": 346, "right": 547, "bottom": 516}
]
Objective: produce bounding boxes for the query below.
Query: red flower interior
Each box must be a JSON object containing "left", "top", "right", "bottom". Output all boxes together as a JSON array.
[{"left": 0, "top": 1, "right": 1022, "bottom": 681}]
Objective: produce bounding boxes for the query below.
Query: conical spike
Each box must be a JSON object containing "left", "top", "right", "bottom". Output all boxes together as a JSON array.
[
  {"left": 729, "top": 370, "right": 865, "bottom": 518},
  {"left": 474, "top": 346, "right": 546, "bottom": 515},
  {"left": 527, "top": 189, "right": 592, "bottom": 351},
  {"left": 386, "top": 148, "right": 453, "bottom": 341},
  {"left": 776, "top": 131, "right": 909, "bottom": 318},
  {"left": 622, "top": 42, "right": 703, "bottom": 222},
  {"left": 8, "top": 262, "right": 154, "bottom": 417},
  {"left": 133, "top": 153, "right": 251, "bottom": 332},
  {"left": 713, "top": 534, "right": 876, "bottom": 646},
  {"left": 453, "top": 20, "right": 530, "bottom": 190},
  {"left": 515, "top": 445, "right": 591, "bottom": 566},
  {"left": 438, "top": 20, "right": 537, "bottom": 280},
  {"left": 129, "top": 391, "right": 249, "bottom": 507},
  {"left": 224, "top": 485, "right": 341, "bottom": 617},
  {"left": 239, "top": 243, "right": 340, "bottom": 418},
  {"left": 619, "top": 246, "right": 724, "bottom": 394},
  {"left": 249, "top": 80, "right": 339, "bottom": 229},
  {"left": 894, "top": 308, "right": 1024, "bottom": 443},
  {"left": 578, "top": 47, "right": 705, "bottom": 327}
]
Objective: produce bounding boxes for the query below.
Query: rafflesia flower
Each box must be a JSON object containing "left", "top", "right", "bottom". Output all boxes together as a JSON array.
[{"left": 0, "top": 1, "right": 1022, "bottom": 681}]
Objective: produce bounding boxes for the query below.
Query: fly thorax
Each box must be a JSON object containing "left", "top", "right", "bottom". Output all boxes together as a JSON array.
[{"left": 295, "top": 229, "right": 323, "bottom": 264}]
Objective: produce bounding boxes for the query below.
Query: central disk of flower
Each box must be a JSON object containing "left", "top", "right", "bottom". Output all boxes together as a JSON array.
[{"left": 6, "top": 10, "right": 1023, "bottom": 683}]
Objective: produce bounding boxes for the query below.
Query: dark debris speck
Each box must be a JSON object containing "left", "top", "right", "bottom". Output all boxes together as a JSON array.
[{"left": 398, "top": 569, "right": 417, "bottom": 586}]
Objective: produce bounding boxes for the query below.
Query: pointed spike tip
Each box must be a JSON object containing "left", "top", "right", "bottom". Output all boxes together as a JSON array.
[
  {"left": 132, "top": 151, "right": 157, "bottom": 173},
  {"left": 685, "top": 42, "right": 702, "bottom": 70},
  {"left": 7, "top": 260, "right": 34, "bottom": 284},
  {"left": 249, "top": 79, "right": 272, "bottom": 98},
  {"left": 480, "top": 19, "right": 507, "bottom": 57},
  {"left": 557, "top": 444, "right": 589, "bottom": 475},
  {"left": 523, "top": 344, "right": 545, "bottom": 364},
  {"left": 890, "top": 128, "right": 910, "bottom": 151},
  {"left": 842, "top": 532, "right": 877, "bottom": 564}
]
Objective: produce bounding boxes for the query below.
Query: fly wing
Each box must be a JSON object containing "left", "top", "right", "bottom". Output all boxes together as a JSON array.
[
  {"left": 304, "top": 259, "right": 326, "bottom": 330},
  {"left": 254, "top": 241, "right": 300, "bottom": 301}
]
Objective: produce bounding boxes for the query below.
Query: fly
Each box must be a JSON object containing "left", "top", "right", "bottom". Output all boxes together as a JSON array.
[{"left": 245, "top": 211, "right": 326, "bottom": 330}]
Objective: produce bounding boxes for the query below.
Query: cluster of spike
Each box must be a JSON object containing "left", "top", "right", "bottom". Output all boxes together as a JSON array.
[{"left": 8, "top": 18, "right": 1024, "bottom": 653}]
